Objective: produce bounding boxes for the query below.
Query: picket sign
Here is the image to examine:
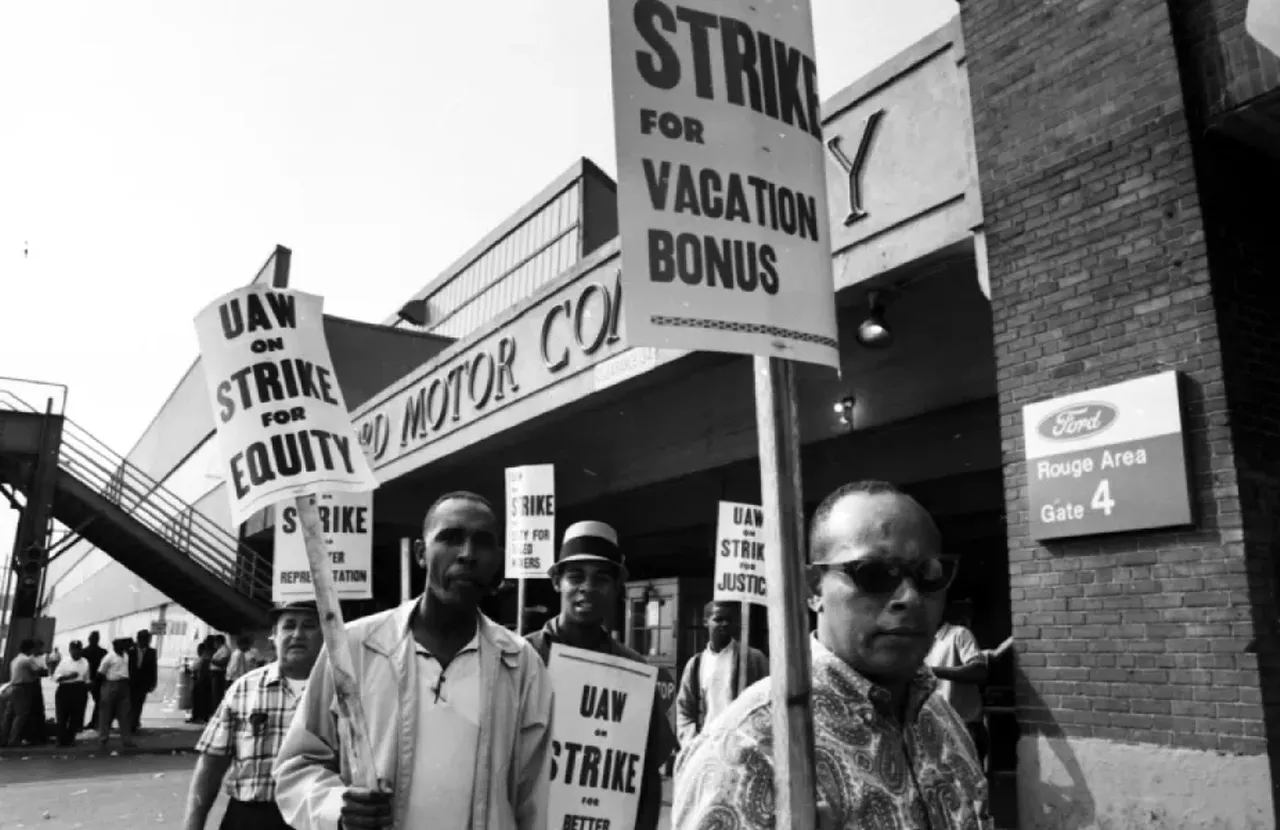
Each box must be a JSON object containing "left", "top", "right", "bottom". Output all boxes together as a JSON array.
[
  {"left": 193, "top": 281, "right": 384, "bottom": 792},
  {"left": 505, "top": 464, "right": 555, "bottom": 635}
]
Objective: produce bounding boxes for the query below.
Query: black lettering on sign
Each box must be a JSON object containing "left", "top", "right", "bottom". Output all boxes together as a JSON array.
[
  {"left": 642, "top": 161, "right": 819, "bottom": 242},
  {"left": 648, "top": 228, "right": 778, "bottom": 294},
  {"left": 215, "top": 358, "right": 339, "bottom": 424},
  {"left": 228, "top": 430, "right": 356, "bottom": 499},
  {"left": 631, "top": 0, "right": 823, "bottom": 140},
  {"left": 562, "top": 816, "right": 612, "bottom": 830},
  {"left": 719, "top": 539, "right": 765, "bottom": 561},
  {"left": 219, "top": 292, "right": 297, "bottom": 340},
  {"left": 549, "top": 741, "right": 642, "bottom": 795},
  {"left": 519, "top": 495, "right": 555, "bottom": 517},
  {"left": 732, "top": 505, "right": 764, "bottom": 527},
  {"left": 280, "top": 571, "right": 312, "bottom": 584},
  {"left": 332, "top": 569, "right": 368, "bottom": 583},
  {"left": 716, "top": 572, "right": 767, "bottom": 595},
  {"left": 579, "top": 685, "right": 629, "bottom": 723},
  {"left": 279, "top": 504, "right": 369, "bottom": 535}
]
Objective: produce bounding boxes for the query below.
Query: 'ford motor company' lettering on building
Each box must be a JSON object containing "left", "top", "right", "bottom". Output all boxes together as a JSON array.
[
  {"left": 1021, "top": 371, "right": 1193, "bottom": 541},
  {"left": 353, "top": 248, "right": 637, "bottom": 479}
]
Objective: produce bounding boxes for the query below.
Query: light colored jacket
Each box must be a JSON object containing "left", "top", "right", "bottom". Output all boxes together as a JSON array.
[{"left": 272, "top": 601, "right": 555, "bottom": 830}]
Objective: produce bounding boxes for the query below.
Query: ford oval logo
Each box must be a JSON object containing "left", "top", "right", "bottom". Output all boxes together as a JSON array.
[{"left": 1036, "top": 402, "right": 1118, "bottom": 442}]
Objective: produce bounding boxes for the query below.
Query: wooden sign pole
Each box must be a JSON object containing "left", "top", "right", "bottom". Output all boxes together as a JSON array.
[
  {"left": 753, "top": 356, "right": 817, "bottom": 830},
  {"left": 516, "top": 577, "right": 527, "bottom": 635},
  {"left": 739, "top": 601, "right": 751, "bottom": 694},
  {"left": 295, "top": 494, "right": 384, "bottom": 790}
]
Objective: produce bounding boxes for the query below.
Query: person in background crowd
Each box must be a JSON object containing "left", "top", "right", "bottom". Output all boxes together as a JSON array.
[
  {"left": 187, "top": 643, "right": 213, "bottom": 725},
  {"left": 274, "top": 491, "right": 555, "bottom": 830},
  {"left": 184, "top": 601, "right": 323, "bottom": 830},
  {"left": 225, "top": 634, "right": 254, "bottom": 685},
  {"left": 84, "top": 631, "right": 107, "bottom": 731},
  {"left": 675, "top": 601, "right": 768, "bottom": 744},
  {"left": 46, "top": 644, "right": 62, "bottom": 674},
  {"left": 131, "top": 630, "right": 159, "bottom": 732},
  {"left": 675, "top": 480, "right": 992, "bottom": 830},
  {"left": 925, "top": 598, "right": 1015, "bottom": 774},
  {"left": 28, "top": 639, "right": 50, "bottom": 744},
  {"left": 53, "top": 640, "right": 91, "bottom": 746},
  {"left": 209, "top": 635, "right": 231, "bottom": 708},
  {"left": 3, "top": 639, "right": 47, "bottom": 747},
  {"left": 525, "top": 520, "right": 678, "bottom": 830},
  {"left": 98, "top": 637, "right": 135, "bottom": 748}
]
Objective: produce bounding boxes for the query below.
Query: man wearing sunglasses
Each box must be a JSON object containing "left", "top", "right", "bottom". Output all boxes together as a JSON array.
[{"left": 673, "top": 480, "right": 992, "bottom": 830}]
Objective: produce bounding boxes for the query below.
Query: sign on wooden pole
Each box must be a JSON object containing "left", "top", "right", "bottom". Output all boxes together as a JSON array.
[
  {"left": 194, "top": 281, "right": 384, "bottom": 791},
  {"left": 505, "top": 464, "right": 555, "bottom": 635},
  {"left": 608, "top": 1, "right": 835, "bottom": 825}
]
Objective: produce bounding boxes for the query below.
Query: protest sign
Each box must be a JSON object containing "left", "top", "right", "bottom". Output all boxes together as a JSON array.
[
  {"left": 608, "top": 0, "right": 840, "bottom": 369},
  {"left": 714, "top": 501, "right": 768, "bottom": 605},
  {"left": 548, "top": 644, "right": 658, "bottom": 830},
  {"left": 505, "top": 464, "right": 555, "bottom": 579},
  {"left": 273, "top": 491, "right": 374, "bottom": 602},
  {"left": 194, "top": 286, "right": 377, "bottom": 527}
]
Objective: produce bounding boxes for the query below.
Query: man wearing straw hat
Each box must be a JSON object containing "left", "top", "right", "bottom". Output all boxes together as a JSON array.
[
  {"left": 525, "top": 520, "right": 678, "bottom": 830},
  {"left": 674, "top": 481, "right": 992, "bottom": 830},
  {"left": 273, "top": 491, "right": 555, "bottom": 830},
  {"left": 183, "top": 600, "right": 322, "bottom": 830}
]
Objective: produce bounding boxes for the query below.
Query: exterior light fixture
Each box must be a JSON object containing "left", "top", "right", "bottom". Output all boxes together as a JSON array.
[
  {"left": 855, "top": 290, "right": 893, "bottom": 349},
  {"left": 397, "top": 298, "right": 430, "bottom": 327},
  {"left": 833, "top": 395, "right": 856, "bottom": 430}
]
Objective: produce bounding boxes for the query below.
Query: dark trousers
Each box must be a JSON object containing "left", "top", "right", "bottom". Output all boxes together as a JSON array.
[
  {"left": 54, "top": 683, "right": 89, "bottom": 745},
  {"left": 3, "top": 684, "right": 38, "bottom": 746},
  {"left": 129, "top": 684, "right": 148, "bottom": 731},
  {"left": 219, "top": 799, "right": 290, "bottom": 830},
  {"left": 88, "top": 680, "right": 101, "bottom": 728},
  {"left": 98, "top": 679, "right": 134, "bottom": 745}
]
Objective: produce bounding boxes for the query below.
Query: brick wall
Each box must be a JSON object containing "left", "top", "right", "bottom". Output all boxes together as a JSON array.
[
  {"left": 958, "top": 0, "right": 1271, "bottom": 763},
  {"left": 1169, "top": 0, "right": 1280, "bottom": 117}
]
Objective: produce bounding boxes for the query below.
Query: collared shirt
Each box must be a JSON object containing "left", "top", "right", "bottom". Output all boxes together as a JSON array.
[
  {"left": 674, "top": 635, "right": 992, "bottom": 830},
  {"left": 698, "top": 640, "right": 737, "bottom": 727},
  {"left": 99, "top": 651, "right": 130, "bottom": 681},
  {"left": 926, "top": 623, "right": 987, "bottom": 723},
  {"left": 226, "top": 649, "right": 249, "bottom": 683},
  {"left": 197, "top": 663, "right": 303, "bottom": 803},
  {"left": 406, "top": 633, "right": 482, "bottom": 830},
  {"left": 8, "top": 654, "right": 39, "bottom": 684},
  {"left": 55, "top": 657, "right": 90, "bottom": 684}
]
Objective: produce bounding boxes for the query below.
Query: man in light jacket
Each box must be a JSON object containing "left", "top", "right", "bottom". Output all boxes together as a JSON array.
[
  {"left": 273, "top": 490, "right": 555, "bottom": 830},
  {"left": 675, "top": 601, "right": 768, "bottom": 744}
]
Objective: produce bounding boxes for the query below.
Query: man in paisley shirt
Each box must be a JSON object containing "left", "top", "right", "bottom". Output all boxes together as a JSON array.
[{"left": 674, "top": 480, "right": 993, "bottom": 830}]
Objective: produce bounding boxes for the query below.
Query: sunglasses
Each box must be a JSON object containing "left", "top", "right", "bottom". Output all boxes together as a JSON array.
[{"left": 822, "top": 556, "right": 959, "bottom": 595}]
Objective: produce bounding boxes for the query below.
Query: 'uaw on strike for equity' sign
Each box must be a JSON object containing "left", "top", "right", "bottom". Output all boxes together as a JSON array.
[
  {"left": 714, "top": 501, "right": 768, "bottom": 605},
  {"left": 506, "top": 465, "right": 555, "bottom": 580},
  {"left": 1022, "top": 371, "right": 1193, "bottom": 541},
  {"left": 548, "top": 644, "right": 657, "bottom": 830},
  {"left": 273, "top": 491, "right": 373, "bottom": 602},
  {"left": 608, "top": 0, "right": 840, "bottom": 370},
  {"left": 194, "top": 286, "right": 377, "bottom": 526}
]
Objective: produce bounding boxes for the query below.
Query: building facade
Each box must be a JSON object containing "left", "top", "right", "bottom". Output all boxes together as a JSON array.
[{"left": 16, "top": 6, "right": 1280, "bottom": 828}]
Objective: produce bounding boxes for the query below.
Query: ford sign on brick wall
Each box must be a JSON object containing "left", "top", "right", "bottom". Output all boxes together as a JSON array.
[{"left": 1021, "top": 372, "right": 1192, "bottom": 541}]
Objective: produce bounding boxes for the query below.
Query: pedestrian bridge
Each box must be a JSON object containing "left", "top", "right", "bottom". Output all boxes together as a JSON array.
[{"left": 0, "top": 379, "right": 271, "bottom": 633}]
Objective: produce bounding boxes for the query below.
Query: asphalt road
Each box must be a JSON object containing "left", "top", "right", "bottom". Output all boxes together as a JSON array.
[{"left": 0, "top": 753, "right": 224, "bottom": 829}]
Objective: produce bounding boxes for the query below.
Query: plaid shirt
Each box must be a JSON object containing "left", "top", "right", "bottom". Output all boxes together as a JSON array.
[{"left": 195, "top": 662, "right": 303, "bottom": 803}]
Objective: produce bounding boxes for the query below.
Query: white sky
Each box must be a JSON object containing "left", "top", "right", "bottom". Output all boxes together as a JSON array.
[{"left": 0, "top": 0, "right": 955, "bottom": 584}]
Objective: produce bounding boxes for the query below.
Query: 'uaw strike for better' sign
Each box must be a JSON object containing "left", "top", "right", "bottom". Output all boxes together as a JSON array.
[
  {"left": 273, "top": 491, "right": 373, "bottom": 602},
  {"left": 1022, "top": 370, "right": 1193, "bottom": 541},
  {"left": 194, "top": 287, "right": 377, "bottom": 526},
  {"left": 714, "top": 501, "right": 768, "bottom": 605},
  {"left": 548, "top": 644, "right": 657, "bottom": 830},
  {"left": 608, "top": 0, "right": 840, "bottom": 369}
]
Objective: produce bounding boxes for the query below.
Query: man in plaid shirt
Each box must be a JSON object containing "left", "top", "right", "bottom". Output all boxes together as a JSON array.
[{"left": 183, "top": 600, "right": 322, "bottom": 830}]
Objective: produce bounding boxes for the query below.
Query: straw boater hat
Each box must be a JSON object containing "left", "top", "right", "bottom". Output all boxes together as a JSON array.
[{"left": 549, "top": 521, "right": 628, "bottom": 582}]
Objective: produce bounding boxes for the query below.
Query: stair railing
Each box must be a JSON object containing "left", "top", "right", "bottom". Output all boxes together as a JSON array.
[{"left": 0, "top": 386, "right": 272, "bottom": 604}]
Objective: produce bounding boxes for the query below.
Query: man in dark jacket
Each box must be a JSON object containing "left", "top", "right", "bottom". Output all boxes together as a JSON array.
[
  {"left": 83, "top": 631, "right": 107, "bottom": 731},
  {"left": 525, "top": 521, "right": 678, "bottom": 830},
  {"left": 129, "top": 630, "right": 158, "bottom": 732}
]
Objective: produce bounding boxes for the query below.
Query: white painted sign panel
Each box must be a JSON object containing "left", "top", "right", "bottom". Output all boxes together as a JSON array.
[
  {"left": 714, "top": 501, "right": 768, "bottom": 605},
  {"left": 273, "top": 491, "right": 374, "bottom": 601},
  {"left": 608, "top": 0, "right": 840, "bottom": 369},
  {"left": 505, "top": 464, "right": 555, "bottom": 579}
]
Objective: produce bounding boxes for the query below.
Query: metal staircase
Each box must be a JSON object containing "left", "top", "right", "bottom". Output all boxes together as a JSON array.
[{"left": 0, "top": 379, "right": 272, "bottom": 632}]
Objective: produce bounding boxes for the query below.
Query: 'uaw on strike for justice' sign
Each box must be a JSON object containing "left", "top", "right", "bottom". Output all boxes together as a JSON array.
[
  {"left": 715, "top": 501, "right": 768, "bottom": 605},
  {"left": 194, "top": 286, "right": 377, "bottom": 527},
  {"left": 548, "top": 644, "right": 657, "bottom": 830},
  {"left": 608, "top": 0, "right": 840, "bottom": 369},
  {"left": 506, "top": 464, "right": 555, "bottom": 580},
  {"left": 273, "top": 491, "right": 374, "bottom": 602}
]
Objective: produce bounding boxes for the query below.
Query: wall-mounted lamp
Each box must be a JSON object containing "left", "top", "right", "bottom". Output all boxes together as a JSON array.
[
  {"left": 397, "top": 298, "right": 431, "bottom": 327},
  {"left": 832, "top": 395, "right": 857, "bottom": 430},
  {"left": 855, "top": 290, "right": 894, "bottom": 349}
]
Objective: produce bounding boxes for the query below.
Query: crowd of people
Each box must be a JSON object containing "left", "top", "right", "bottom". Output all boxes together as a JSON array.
[
  {"left": 1, "top": 628, "right": 157, "bottom": 748},
  {"left": 171, "top": 481, "right": 1010, "bottom": 830}
]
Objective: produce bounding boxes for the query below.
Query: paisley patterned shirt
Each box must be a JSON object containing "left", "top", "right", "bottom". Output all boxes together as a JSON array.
[{"left": 673, "top": 635, "right": 993, "bottom": 830}]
